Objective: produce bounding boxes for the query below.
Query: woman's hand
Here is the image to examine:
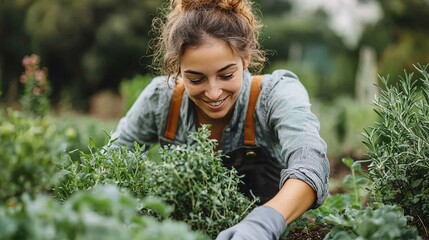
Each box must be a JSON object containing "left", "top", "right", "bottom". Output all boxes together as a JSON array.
[
  {"left": 215, "top": 206, "right": 286, "bottom": 240},
  {"left": 216, "top": 178, "right": 316, "bottom": 240}
]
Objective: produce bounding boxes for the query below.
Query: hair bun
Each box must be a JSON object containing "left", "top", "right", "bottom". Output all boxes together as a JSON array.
[{"left": 176, "top": 0, "right": 245, "bottom": 13}]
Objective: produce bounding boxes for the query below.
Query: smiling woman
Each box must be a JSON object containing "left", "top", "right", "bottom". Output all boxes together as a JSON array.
[
  {"left": 111, "top": 0, "right": 330, "bottom": 239},
  {"left": 180, "top": 38, "right": 245, "bottom": 140}
]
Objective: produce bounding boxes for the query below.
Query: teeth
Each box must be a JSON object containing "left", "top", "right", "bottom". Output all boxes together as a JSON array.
[{"left": 209, "top": 100, "right": 222, "bottom": 106}]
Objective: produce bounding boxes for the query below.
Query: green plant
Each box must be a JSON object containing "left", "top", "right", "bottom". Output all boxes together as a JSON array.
[
  {"left": 54, "top": 139, "right": 150, "bottom": 202},
  {"left": 324, "top": 204, "right": 421, "bottom": 240},
  {"left": 19, "top": 54, "right": 50, "bottom": 117},
  {"left": 0, "top": 185, "right": 207, "bottom": 240},
  {"left": 341, "top": 158, "right": 371, "bottom": 208},
  {"left": 55, "top": 125, "right": 256, "bottom": 238},
  {"left": 301, "top": 158, "right": 420, "bottom": 239},
  {"left": 143, "top": 125, "right": 257, "bottom": 237},
  {"left": 0, "top": 109, "right": 74, "bottom": 201},
  {"left": 362, "top": 63, "right": 429, "bottom": 233},
  {"left": 286, "top": 158, "right": 369, "bottom": 237}
]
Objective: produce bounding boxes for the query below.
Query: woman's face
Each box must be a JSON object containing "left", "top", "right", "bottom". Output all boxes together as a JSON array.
[{"left": 180, "top": 38, "right": 248, "bottom": 120}]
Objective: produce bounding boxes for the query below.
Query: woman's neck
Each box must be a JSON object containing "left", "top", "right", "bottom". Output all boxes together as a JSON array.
[{"left": 195, "top": 108, "right": 232, "bottom": 150}]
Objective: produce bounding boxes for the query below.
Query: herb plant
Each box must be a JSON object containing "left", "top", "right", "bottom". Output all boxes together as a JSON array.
[
  {"left": 287, "top": 156, "right": 422, "bottom": 240},
  {"left": 362, "top": 64, "right": 429, "bottom": 233},
  {"left": 0, "top": 109, "right": 73, "bottom": 201},
  {"left": 55, "top": 125, "right": 256, "bottom": 238},
  {"left": 144, "top": 125, "right": 257, "bottom": 237},
  {"left": 324, "top": 204, "right": 421, "bottom": 240},
  {"left": 340, "top": 157, "right": 371, "bottom": 208},
  {"left": 54, "top": 139, "right": 150, "bottom": 202},
  {"left": 0, "top": 185, "right": 207, "bottom": 240},
  {"left": 286, "top": 158, "right": 369, "bottom": 237}
]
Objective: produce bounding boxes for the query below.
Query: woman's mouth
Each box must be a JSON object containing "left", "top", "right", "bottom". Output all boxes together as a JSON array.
[
  {"left": 208, "top": 100, "right": 224, "bottom": 106},
  {"left": 203, "top": 96, "right": 229, "bottom": 110}
]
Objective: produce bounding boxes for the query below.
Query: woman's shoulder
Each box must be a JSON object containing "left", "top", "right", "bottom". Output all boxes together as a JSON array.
[
  {"left": 128, "top": 75, "right": 176, "bottom": 113},
  {"left": 259, "top": 69, "right": 310, "bottom": 106},
  {"left": 263, "top": 69, "right": 300, "bottom": 85},
  {"left": 146, "top": 75, "right": 174, "bottom": 92},
  {"left": 262, "top": 69, "right": 306, "bottom": 92},
  {"left": 139, "top": 76, "right": 177, "bottom": 100}
]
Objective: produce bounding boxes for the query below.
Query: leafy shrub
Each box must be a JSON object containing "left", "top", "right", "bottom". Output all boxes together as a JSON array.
[
  {"left": 55, "top": 125, "right": 256, "bottom": 238},
  {"left": 0, "top": 185, "right": 206, "bottom": 240},
  {"left": 288, "top": 157, "right": 421, "bottom": 240},
  {"left": 144, "top": 125, "right": 257, "bottom": 238},
  {"left": 362, "top": 64, "right": 429, "bottom": 229},
  {"left": 324, "top": 204, "right": 421, "bottom": 240},
  {"left": 54, "top": 140, "right": 150, "bottom": 202},
  {"left": 0, "top": 109, "right": 74, "bottom": 200}
]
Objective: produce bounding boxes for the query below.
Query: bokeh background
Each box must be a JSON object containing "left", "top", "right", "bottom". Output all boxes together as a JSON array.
[{"left": 1, "top": 0, "right": 429, "bottom": 178}]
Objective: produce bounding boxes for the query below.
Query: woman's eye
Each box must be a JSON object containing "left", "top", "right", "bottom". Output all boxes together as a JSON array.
[
  {"left": 188, "top": 78, "right": 204, "bottom": 85},
  {"left": 220, "top": 73, "right": 234, "bottom": 80}
]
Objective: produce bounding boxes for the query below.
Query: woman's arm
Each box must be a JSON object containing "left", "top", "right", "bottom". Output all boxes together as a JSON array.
[{"left": 264, "top": 178, "right": 316, "bottom": 224}]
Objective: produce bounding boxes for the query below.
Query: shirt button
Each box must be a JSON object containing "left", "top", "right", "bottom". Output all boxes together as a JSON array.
[{"left": 225, "top": 128, "right": 231, "bottom": 132}]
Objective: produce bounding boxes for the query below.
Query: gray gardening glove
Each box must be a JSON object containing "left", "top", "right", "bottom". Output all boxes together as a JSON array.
[{"left": 215, "top": 206, "right": 287, "bottom": 240}]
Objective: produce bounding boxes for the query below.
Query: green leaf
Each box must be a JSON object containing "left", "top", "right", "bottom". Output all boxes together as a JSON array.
[
  {"left": 342, "top": 157, "right": 354, "bottom": 168},
  {"left": 141, "top": 197, "right": 174, "bottom": 218}
]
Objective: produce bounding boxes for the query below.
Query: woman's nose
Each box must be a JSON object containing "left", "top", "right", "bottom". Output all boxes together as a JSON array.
[{"left": 204, "top": 81, "right": 222, "bottom": 100}]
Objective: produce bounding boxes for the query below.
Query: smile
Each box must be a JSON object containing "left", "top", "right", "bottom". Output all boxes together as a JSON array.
[
  {"left": 203, "top": 95, "right": 229, "bottom": 107},
  {"left": 208, "top": 100, "right": 224, "bottom": 106}
]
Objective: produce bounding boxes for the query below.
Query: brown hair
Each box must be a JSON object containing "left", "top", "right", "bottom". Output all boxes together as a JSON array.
[{"left": 151, "top": 0, "right": 265, "bottom": 77}]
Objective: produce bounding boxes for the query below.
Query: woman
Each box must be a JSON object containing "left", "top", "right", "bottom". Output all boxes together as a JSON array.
[{"left": 112, "top": 0, "right": 330, "bottom": 239}]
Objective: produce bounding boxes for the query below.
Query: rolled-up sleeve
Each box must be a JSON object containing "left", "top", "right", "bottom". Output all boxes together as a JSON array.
[
  {"left": 280, "top": 147, "right": 329, "bottom": 207},
  {"left": 264, "top": 70, "right": 330, "bottom": 207}
]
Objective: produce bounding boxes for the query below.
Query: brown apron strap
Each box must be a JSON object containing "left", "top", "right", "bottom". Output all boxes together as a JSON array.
[
  {"left": 244, "top": 75, "right": 263, "bottom": 146},
  {"left": 164, "top": 80, "right": 185, "bottom": 141},
  {"left": 163, "top": 76, "right": 263, "bottom": 144}
]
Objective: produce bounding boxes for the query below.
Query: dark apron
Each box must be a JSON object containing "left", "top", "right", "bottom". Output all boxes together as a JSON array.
[{"left": 222, "top": 146, "right": 282, "bottom": 205}]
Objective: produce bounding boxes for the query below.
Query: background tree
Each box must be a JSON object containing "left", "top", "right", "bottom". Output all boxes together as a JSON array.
[
  {"left": 1, "top": 0, "right": 161, "bottom": 109},
  {"left": 375, "top": 0, "right": 429, "bottom": 82},
  {"left": 1, "top": 0, "right": 428, "bottom": 110}
]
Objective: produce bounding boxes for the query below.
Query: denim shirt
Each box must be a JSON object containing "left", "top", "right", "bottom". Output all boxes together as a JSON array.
[{"left": 112, "top": 69, "right": 330, "bottom": 207}]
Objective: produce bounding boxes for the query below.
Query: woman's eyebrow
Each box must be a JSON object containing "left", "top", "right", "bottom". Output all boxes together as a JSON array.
[
  {"left": 217, "top": 63, "right": 237, "bottom": 73},
  {"left": 183, "top": 63, "right": 237, "bottom": 75}
]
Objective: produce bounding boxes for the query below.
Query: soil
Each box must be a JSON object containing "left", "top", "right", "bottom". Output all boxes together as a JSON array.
[
  {"left": 282, "top": 223, "right": 429, "bottom": 240},
  {"left": 282, "top": 225, "right": 330, "bottom": 240}
]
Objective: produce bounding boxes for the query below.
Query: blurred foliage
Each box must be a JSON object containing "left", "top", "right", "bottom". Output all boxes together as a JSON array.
[
  {"left": 261, "top": 15, "right": 358, "bottom": 100},
  {"left": 0, "top": 0, "right": 160, "bottom": 108},
  {"left": 265, "top": 60, "right": 319, "bottom": 98},
  {"left": 120, "top": 74, "right": 152, "bottom": 114},
  {"left": 0, "top": 109, "right": 73, "bottom": 200},
  {"left": 52, "top": 113, "right": 117, "bottom": 161},
  {"left": 378, "top": 29, "right": 429, "bottom": 85},
  {"left": 0, "top": 0, "right": 428, "bottom": 111},
  {"left": 378, "top": 0, "right": 429, "bottom": 29},
  {"left": 312, "top": 97, "right": 377, "bottom": 160},
  {"left": 19, "top": 54, "right": 51, "bottom": 116},
  {"left": 1, "top": 185, "right": 207, "bottom": 240}
]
